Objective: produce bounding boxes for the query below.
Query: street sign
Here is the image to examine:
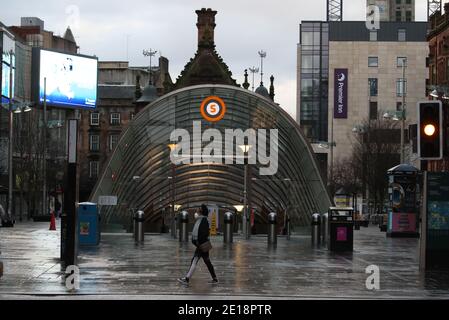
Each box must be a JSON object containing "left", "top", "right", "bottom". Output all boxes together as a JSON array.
[{"left": 98, "top": 196, "right": 118, "bottom": 206}]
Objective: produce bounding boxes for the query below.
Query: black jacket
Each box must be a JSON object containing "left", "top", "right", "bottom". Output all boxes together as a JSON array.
[{"left": 192, "top": 217, "right": 210, "bottom": 246}]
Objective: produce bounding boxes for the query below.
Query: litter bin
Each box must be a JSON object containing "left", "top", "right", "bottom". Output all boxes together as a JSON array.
[
  {"left": 224, "top": 212, "right": 233, "bottom": 244},
  {"left": 268, "top": 212, "right": 277, "bottom": 245},
  {"left": 311, "top": 213, "right": 321, "bottom": 246},
  {"left": 77, "top": 202, "right": 100, "bottom": 246},
  {"left": 328, "top": 207, "right": 354, "bottom": 252}
]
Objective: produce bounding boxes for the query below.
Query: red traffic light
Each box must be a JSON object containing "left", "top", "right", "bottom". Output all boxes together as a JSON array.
[
  {"left": 424, "top": 124, "right": 436, "bottom": 137},
  {"left": 418, "top": 101, "right": 443, "bottom": 160}
]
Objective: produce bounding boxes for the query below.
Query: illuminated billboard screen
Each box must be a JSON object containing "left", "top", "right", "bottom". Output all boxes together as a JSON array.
[
  {"left": 33, "top": 49, "right": 97, "bottom": 109},
  {"left": 1, "top": 33, "right": 15, "bottom": 104}
]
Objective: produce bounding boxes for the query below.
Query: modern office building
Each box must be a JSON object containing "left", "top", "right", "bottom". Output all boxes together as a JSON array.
[
  {"left": 367, "top": 0, "right": 415, "bottom": 22},
  {"left": 297, "top": 21, "right": 428, "bottom": 182}
]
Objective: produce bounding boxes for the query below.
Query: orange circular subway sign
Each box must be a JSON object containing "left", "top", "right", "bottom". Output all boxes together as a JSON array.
[{"left": 200, "top": 96, "right": 226, "bottom": 122}]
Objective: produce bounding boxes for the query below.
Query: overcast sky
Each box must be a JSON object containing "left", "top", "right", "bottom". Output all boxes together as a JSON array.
[{"left": 1, "top": 0, "right": 432, "bottom": 118}]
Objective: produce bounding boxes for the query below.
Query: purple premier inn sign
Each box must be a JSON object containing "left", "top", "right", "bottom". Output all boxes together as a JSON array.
[{"left": 334, "top": 68, "right": 348, "bottom": 119}]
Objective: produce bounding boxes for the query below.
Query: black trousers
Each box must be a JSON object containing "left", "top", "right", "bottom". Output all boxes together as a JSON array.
[{"left": 186, "top": 247, "right": 217, "bottom": 279}]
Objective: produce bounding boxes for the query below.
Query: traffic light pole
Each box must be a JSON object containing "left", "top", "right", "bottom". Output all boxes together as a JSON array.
[{"left": 400, "top": 63, "right": 406, "bottom": 164}]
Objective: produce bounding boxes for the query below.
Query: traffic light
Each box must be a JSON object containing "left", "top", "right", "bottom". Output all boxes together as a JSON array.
[{"left": 418, "top": 101, "right": 443, "bottom": 160}]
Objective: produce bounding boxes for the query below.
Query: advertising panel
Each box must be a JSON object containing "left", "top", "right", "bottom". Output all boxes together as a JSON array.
[
  {"left": 334, "top": 68, "right": 348, "bottom": 119},
  {"left": 1, "top": 32, "right": 15, "bottom": 104},
  {"left": 34, "top": 49, "right": 97, "bottom": 109}
]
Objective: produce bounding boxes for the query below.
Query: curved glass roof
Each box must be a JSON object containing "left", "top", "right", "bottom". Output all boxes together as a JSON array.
[{"left": 90, "top": 85, "right": 331, "bottom": 228}]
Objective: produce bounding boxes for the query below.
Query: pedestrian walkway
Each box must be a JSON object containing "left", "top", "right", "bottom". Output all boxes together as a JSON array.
[{"left": 1, "top": 221, "right": 449, "bottom": 299}]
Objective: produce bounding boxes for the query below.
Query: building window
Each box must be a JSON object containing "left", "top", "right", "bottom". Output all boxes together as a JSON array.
[
  {"left": 89, "top": 135, "right": 100, "bottom": 151},
  {"left": 397, "top": 57, "right": 407, "bottom": 67},
  {"left": 89, "top": 161, "right": 99, "bottom": 178},
  {"left": 90, "top": 113, "right": 99, "bottom": 126},
  {"left": 398, "top": 29, "right": 406, "bottom": 42},
  {"left": 396, "top": 0, "right": 402, "bottom": 3},
  {"left": 369, "top": 78, "right": 378, "bottom": 96},
  {"left": 369, "top": 30, "right": 377, "bottom": 41},
  {"left": 109, "top": 134, "right": 119, "bottom": 151},
  {"left": 110, "top": 113, "right": 121, "bottom": 125},
  {"left": 368, "top": 57, "right": 378, "bottom": 67},
  {"left": 396, "top": 102, "right": 403, "bottom": 111},
  {"left": 406, "top": 11, "right": 412, "bottom": 21},
  {"left": 369, "top": 102, "right": 378, "bottom": 120},
  {"left": 301, "top": 31, "right": 320, "bottom": 46},
  {"left": 396, "top": 11, "right": 402, "bottom": 22},
  {"left": 397, "top": 79, "right": 407, "bottom": 97}
]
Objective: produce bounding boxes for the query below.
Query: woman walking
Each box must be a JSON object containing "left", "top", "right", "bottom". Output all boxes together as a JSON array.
[{"left": 178, "top": 204, "right": 218, "bottom": 285}]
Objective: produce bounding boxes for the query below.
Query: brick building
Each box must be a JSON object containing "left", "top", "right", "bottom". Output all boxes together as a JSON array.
[{"left": 78, "top": 58, "right": 173, "bottom": 200}]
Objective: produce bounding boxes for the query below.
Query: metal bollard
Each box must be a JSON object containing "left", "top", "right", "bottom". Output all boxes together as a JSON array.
[
  {"left": 171, "top": 212, "right": 178, "bottom": 239},
  {"left": 321, "top": 212, "right": 328, "bottom": 246},
  {"left": 268, "top": 212, "right": 277, "bottom": 245},
  {"left": 179, "top": 211, "right": 189, "bottom": 242},
  {"left": 134, "top": 210, "right": 145, "bottom": 243},
  {"left": 224, "top": 212, "right": 233, "bottom": 244},
  {"left": 311, "top": 213, "right": 321, "bottom": 246}
]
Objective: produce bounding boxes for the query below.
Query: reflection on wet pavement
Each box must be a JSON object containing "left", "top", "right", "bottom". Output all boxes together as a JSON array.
[{"left": 1, "top": 221, "right": 449, "bottom": 299}]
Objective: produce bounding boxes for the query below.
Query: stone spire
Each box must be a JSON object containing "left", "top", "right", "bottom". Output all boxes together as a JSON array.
[
  {"left": 269, "top": 75, "right": 275, "bottom": 101},
  {"left": 243, "top": 69, "right": 250, "bottom": 90},
  {"left": 196, "top": 8, "right": 217, "bottom": 48},
  {"left": 135, "top": 75, "right": 142, "bottom": 100}
]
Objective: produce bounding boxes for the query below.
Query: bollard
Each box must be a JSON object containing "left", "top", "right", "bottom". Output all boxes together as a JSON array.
[
  {"left": 134, "top": 210, "right": 145, "bottom": 243},
  {"left": 321, "top": 212, "right": 329, "bottom": 246},
  {"left": 224, "top": 212, "right": 233, "bottom": 244},
  {"left": 179, "top": 211, "right": 189, "bottom": 242},
  {"left": 311, "top": 213, "right": 321, "bottom": 246},
  {"left": 171, "top": 212, "right": 178, "bottom": 239},
  {"left": 268, "top": 212, "right": 277, "bottom": 245}
]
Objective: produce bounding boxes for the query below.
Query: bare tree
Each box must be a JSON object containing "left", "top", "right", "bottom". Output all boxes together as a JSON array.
[
  {"left": 351, "top": 118, "right": 401, "bottom": 215},
  {"left": 330, "top": 157, "right": 362, "bottom": 197}
]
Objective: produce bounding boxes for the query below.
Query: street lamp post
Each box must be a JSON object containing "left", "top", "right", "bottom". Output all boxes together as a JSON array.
[
  {"left": 239, "top": 144, "right": 251, "bottom": 240},
  {"left": 42, "top": 77, "right": 48, "bottom": 217},
  {"left": 318, "top": 141, "right": 336, "bottom": 189},
  {"left": 7, "top": 49, "right": 14, "bottom": 225},
  {"left": 168, "top": 143, "right": 177, "bottom": 235},
  {"left": 143, "top": 49, "right": 157, "bottom": 85},
  {"left": 248, "top": 67, "right": 259, "bottom": 91},
  {"left": 400, "top": 62, "right": 407, "bottom": 164}
]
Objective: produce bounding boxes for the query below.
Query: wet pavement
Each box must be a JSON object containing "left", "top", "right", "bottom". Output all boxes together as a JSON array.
[{"left": 1, "top": 221, "right": 449, "bottom": 299}]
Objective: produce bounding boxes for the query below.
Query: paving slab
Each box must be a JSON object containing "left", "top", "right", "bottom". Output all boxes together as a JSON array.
[{"left": 1, "top": 221, "right": 449, "bottom": 299}]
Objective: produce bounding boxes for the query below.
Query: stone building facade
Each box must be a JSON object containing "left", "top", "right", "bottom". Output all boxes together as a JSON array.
[
  {"left": 297, "top": 21, "right": 428, "bottom": 183},
  {"left": 426, "top": 3, "right": 449, "bottom": 171},
  {"left": 78, "top": 58, "right": 173, "bottom": 201}
]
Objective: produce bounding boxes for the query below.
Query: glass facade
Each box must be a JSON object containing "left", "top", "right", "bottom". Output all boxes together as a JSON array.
[
  {"left": 91, "top": 85, "right": 332, "bottom": 229},
  {"left": 299, "top": 22, "right": 329, "bottom": 143}
]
